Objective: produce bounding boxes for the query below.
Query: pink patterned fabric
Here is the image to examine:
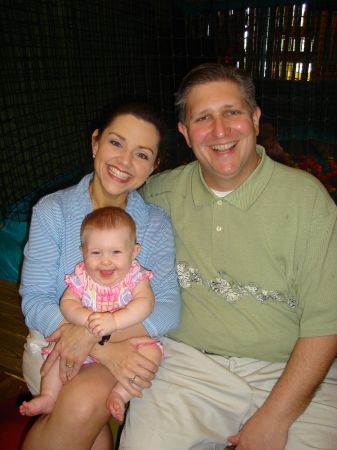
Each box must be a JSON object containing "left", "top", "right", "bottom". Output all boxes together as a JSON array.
[{"left": 64, "top": 260, "right": 153, "bottom": 312}]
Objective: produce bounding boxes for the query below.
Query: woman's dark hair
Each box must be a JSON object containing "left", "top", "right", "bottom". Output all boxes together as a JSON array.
[{"left": 92, "top": 99, "right": 168, "bottom": 166}]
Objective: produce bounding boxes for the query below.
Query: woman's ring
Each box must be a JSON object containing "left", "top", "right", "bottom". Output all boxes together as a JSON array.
[
  {"left": 128, "top": 375, "right": 137, "bottom": 384},
  {"left": 65, "top": 362, "right": 74, "bottom": 369}
]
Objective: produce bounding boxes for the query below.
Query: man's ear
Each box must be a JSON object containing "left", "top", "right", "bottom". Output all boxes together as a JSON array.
[
  {"left": 178, "top": 122, "right": 192, "bottom": 148},
  {"left": 253, "top": 107, "right": 261, "bottom": 136},
  {"left": 152, "top": 158, "right": 160, "bottom": 173},
  {"left": 91, "top": 129, "right": 100, "bottom": 157}
]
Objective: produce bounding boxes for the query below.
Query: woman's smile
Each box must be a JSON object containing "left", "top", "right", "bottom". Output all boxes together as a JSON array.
[{"left": 105, "top": 163, "right": 132, "bottom": 183}]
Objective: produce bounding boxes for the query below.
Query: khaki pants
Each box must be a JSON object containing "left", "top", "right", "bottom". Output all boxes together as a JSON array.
[{"left": 120, "top": 337, "right": 337, "bottom": 450}]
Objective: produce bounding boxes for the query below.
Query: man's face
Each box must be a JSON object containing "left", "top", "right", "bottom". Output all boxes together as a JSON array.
[{"left": 178, "top": 80, "right": 261, "bottom": 191}]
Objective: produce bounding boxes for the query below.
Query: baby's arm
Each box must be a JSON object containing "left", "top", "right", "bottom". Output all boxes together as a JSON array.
[
  {"left": 60, "top": 287, "right": 91, "bottom": 327},
  {"left": 87, "top": 279, "right": 154, "bottom": 337}
]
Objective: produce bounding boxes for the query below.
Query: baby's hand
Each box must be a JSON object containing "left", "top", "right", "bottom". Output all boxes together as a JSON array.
[{"left": 87, "top": 312, "right": 115, "bottom": 337}]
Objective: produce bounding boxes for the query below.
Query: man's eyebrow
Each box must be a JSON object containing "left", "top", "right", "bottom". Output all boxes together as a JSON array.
[
  {"left": 189, "top": 108, "right": 211, "bottom": 120},
  {"left": 189, "top": 104, "right": 237, "bottom": 118}
]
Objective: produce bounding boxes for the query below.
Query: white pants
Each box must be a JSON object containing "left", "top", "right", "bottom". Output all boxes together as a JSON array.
[
  {"left": 22, "top": 330, "right": 47, "bottom": 395},
  {"left": 120, "top": 337, "right": 337, "bottom": 450}
]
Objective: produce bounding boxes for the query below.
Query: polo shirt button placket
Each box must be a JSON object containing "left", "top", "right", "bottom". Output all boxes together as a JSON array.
[{"left": 216, "top": 225, "right": 222, "bottom": 232}]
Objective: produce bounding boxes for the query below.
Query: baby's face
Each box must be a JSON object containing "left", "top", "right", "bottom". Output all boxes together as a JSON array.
[{"left": 82, "top": 226, "right": 140, "bottom": 286}]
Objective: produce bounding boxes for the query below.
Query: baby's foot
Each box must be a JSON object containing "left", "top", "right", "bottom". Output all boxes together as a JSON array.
[
  {"left": 107, "top": 392, "right": 125, "bottom": 424},
  {"left": 19, "top": 395, "right": 55, "bottom": 416}
]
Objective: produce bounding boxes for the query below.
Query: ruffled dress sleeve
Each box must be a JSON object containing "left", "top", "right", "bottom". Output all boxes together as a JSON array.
[
  {"left": 64, "top": 262, "right": 86, "bottom": 297},
  {"left": 115, "top": 261, "right": 153, "bottom": 308},
  {"left": 127, "top": 260, "right": 153, "bottom": 288}
]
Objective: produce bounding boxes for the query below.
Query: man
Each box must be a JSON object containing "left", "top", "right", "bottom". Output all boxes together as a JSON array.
[{"left": 120, "top": 63, "right": 337, "bottom": 450}]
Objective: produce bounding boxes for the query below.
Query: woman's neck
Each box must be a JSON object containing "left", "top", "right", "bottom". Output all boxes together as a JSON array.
[{"left": 89, "top": 180, "right": 128, "bottom": 209}]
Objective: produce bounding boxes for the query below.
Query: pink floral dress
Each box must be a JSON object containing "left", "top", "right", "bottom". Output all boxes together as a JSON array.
[
  {"left": 42, "top": 261, "right": 153, "bottom": 362},
  {"left": 64, "top": 260, "right": 153, "bottom": 313}
]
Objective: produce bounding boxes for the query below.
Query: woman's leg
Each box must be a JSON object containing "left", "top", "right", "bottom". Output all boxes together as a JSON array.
[
  {"left": 21, "top": 364, "right": 115, "bottom": 450},
  {"left": 22, "top": 330, "right": 47, "bottom": 395}
]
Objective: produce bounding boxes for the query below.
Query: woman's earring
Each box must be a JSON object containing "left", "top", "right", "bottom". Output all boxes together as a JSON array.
[{"left": 92, "top": 153, "right": 95, "bottom": 159}]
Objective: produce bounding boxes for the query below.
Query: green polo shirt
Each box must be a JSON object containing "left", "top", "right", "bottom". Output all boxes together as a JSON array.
[{"left": 141, "top": 146, "right": 337, "bottom": 362}]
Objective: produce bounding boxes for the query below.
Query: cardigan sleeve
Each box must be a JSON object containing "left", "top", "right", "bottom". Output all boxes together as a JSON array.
[
  {"left": 20, "top": 198, "right": 67, "bottom": 336},
  {"left": 141, "top": 211, "right": 181, "bottom": 337}
]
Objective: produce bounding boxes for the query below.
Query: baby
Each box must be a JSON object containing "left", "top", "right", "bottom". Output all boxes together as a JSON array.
[{"left": 20, "top": 206, "right": 162, "bottom": 423}]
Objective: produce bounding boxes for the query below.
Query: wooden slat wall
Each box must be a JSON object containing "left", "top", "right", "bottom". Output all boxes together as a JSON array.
[{"left": 0, "top": 279, "right": 28, "bottom": 377}]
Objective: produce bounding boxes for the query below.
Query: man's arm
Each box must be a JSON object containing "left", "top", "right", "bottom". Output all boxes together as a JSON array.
[{"left": 229, "top": 334, "right": 337, "bottom": 450}]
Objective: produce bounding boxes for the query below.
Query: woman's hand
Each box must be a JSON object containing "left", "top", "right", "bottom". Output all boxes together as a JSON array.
[
  {"left": 93, "top": 336, "right": 159, "bottom": 397},
  {"left": 41, "top": 323, "right": 98, "bottom": 383}
]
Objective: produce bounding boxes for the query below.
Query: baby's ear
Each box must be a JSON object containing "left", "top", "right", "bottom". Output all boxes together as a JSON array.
[{"left": 133, "top": 243, "right": 141, "bottom": 260}]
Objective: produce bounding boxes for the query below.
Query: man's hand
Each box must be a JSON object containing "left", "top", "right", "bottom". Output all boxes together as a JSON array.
[
  {"left": 227, "top": 409, "right": 289, "bottom": 450},
  {"left": 41, "top": 323, "right": 98, "bottom": 383},
  {"left": 93, "top": 336, "right": 159, "bottom": 397},
  {"left": 228, "top": 335, "right": 337, "bottom": 450}
]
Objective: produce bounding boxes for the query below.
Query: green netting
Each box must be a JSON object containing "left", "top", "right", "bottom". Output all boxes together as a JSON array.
[
  {"left": 1, "top": 0, "right": 337, "bottom": 222},
  {"left": 0, "top": 0, "right": 176, "bottom": 220}
]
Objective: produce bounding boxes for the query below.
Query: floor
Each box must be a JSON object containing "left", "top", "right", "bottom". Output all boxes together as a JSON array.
[{"left": 0, "top": 279, "right": 29, "bottom": 403}]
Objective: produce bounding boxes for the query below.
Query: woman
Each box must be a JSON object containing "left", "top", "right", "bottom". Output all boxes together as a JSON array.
[{"left": 19, "top": 101, "right": 181, "bottom": 449}]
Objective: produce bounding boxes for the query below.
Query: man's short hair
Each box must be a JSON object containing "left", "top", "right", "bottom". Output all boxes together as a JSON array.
[{"left": 175, "top": 63, "right": 258, "bottom": 123}]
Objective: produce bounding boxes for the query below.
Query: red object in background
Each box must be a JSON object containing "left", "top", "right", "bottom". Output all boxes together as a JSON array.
[
  {"left": 295, "top": 154, "right": 337, "bottom": 202},
  {"left": 0, "top": 397, "right": 35, "bottom": 450}
]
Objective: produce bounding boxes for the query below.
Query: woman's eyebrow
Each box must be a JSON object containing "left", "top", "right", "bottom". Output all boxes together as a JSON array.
[
  {"left": 108, "top": 132, "right": 155, "bottom": 154},
  {"left": 107, "top": 131, "right": 125, "bottom": 141},
  {"left": 139, "top": 146, "right": 155, "bottom": 154}
]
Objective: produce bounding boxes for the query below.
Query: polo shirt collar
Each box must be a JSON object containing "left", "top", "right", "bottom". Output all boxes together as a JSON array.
[{"left": 192, "top": 145, "right": 274, "bottom": 210}]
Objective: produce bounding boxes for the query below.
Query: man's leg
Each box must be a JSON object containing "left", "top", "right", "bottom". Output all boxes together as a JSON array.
[
  {"left": 285, "top": 360, "right": 337, "bottom": 450},
  {"left": 120, "top": 337, "right": 252, "bottom": 450},
  {"left": 121, "top": 337, "right": 337, "bottom": 450},
  {"left": 244, "top": 358, "right": 337, "bottom": 450}
]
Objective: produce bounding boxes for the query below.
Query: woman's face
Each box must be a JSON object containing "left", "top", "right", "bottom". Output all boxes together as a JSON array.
[{"left": 91, "top": 114, "right": 160, "bottom": 206}]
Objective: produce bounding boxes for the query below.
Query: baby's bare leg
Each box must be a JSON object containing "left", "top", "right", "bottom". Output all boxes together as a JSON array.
[
  {"left": 107, "top": 343, "right": 162, "bottom": 423},
  {"left": 21, "top": 364, "right": 114, "bottom": 450},
  {"left": 20, "top": 358, "right": 62, "bottom": 416}
]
